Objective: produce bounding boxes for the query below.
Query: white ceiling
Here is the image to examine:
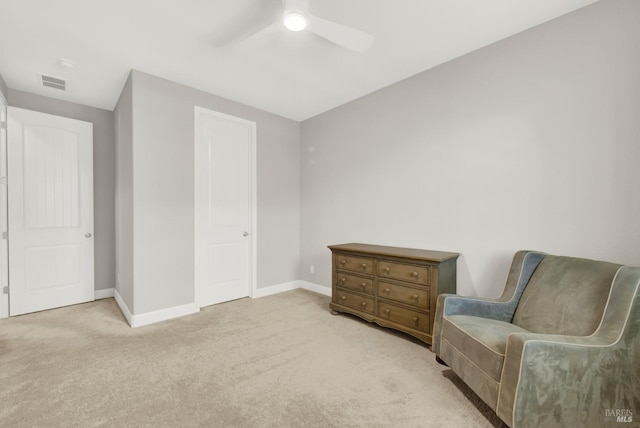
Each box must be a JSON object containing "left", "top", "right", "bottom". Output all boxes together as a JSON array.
[{"left": 0, "top": 0, "right": 598, "bottom": 121}]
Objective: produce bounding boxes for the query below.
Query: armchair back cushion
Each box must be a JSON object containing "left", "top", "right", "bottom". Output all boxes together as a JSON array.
[{"left": 511, "top": 256, "right": 621, "bottom": 335}]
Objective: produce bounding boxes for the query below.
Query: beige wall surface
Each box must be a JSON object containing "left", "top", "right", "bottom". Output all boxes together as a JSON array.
[
  {"left": 8, "top": 89, "right": 117, "bottom": 293},
  {"left": 128, "top": 70, "right": 300, "bottom": 314},
  {"left": 300, "top": 0, "right": 640, "bottom": 297},
  {"left": 114, "top": 74, "right": 134, "bottom": 311}
]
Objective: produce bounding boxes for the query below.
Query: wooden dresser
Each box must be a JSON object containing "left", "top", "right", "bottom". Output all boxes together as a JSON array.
[{"left": 328, "top": 243, "right": 459, "bottom": 345}]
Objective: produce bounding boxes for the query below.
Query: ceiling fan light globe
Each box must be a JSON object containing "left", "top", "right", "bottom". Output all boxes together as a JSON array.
[{"left": 283, "top": 11, "right": 308, "bottom": 31}]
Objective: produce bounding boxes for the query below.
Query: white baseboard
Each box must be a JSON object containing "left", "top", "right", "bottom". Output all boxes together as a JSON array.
[
  {"left": 114, "top": 289, "right": 134, "bottom": 326},
  {"left": 95, "top": 288, "right": 115, "bottom": 300},
  {"left": 111, "top": 280, "right": 328, "bottom": 328},
  {"left": 299, "top": 280, "right": 331, "bottom": 296},
  {"left": 113, "top": 288, "right": 199, "bottom": 328},
  {"left": 252, "top": 280, "right": 300, "bottom": 298},
  {"left": 253, "top": 280, "right": 331, "bottom": 299},
  {"left": 131, "top": 302, "right": 200, "bottom": 328}
]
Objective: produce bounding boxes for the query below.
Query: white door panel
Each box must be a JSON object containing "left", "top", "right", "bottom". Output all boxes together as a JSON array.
[
  {"left": 195, "top": 107, "right": 254, "bottom": 307},
  {"left": 0, "top": 94, "right": 7, "bottom": 319},
  {"left": 23, "top": 125, "right": 80, "bottom": 228},
  {"left": 8, "top": 107, "right": 94, "bottom": 316}
]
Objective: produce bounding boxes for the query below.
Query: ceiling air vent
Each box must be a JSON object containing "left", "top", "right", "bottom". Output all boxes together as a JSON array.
[{"left": 40, "top": 74, "right": 66, "bottom": 91}]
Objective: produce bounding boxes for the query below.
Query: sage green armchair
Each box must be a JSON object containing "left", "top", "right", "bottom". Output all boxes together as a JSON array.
[{"left": 433, "top": 251, "right": 640, "bottom": 428}]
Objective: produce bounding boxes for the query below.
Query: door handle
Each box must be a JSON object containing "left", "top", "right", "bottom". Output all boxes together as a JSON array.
[
  {"left": 85, "top": 233, "right": 92, "bottom": 238},
  {"left": 243, "top": 231, "right": 249, "bottom": 237}
]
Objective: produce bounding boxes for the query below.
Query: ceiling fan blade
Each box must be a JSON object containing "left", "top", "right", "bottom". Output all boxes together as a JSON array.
[
  {"left": 247, "top": 21, "right": 286, "bottom": 42},
  {"left": 212, "top": 1, "right": 282, "bottom": 48},
  {"left": 307, "top": 15, "right": 374, "bottom": 52}
]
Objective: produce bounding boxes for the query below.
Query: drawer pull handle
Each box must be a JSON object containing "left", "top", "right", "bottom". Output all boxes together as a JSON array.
[
  {"left": 412, "top": 272, "right": 418, "bottom": 277},
  {"left": 361, "top": 302, "right": 367, "bottom": 308},
  {"left": 361, "top": 283, "right": 367, "bottom": 289},
  {"left": 384, "top": 267, "right": 390, "bottom": 273},
  {"left": 385, "top": 308, "right": 391, "bottom": 315},
  {"left": 341, "top": 295, "right": 346, "bottom": 300},
  {"left": 413, "top": 316, "right": 419, "bottom": 323},
  {"left": 412, "top": 294, "right": 418, "bottom": 300},
  {"left": 384, "top": 288, "right": 390, "bottom": 294},
  {"left": 341, "top": 277, "right": 346, "bottom": 283},
  {"left": 361, "top": 263, "right": 367, "bottom": 268}
]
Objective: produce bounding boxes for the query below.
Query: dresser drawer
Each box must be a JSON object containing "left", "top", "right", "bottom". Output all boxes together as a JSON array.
[
  {"left": 378, "top": 301, "right": 429, "bottom": 332},
  {"left": 335, "top": 254, "right": 374, "bottom": 275},
  {"left": 378, "top": 280, "right": 429, "bottom": 308},
  {"left": 336, "top": 273, "right": 374, "bottom": 295},
  {"left": 329, "top": 243, "right": 459, "bottom": 344},
  {"left": 334, "top": 289, "right": 375, "bottom": 314},
  {"left": 378, "top": 261, "right": 429, "bottom": 285}
]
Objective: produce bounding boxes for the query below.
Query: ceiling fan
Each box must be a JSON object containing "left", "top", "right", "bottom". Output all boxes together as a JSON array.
[{"left": 216, "top": 0, "right": 375, "bottom": 53}]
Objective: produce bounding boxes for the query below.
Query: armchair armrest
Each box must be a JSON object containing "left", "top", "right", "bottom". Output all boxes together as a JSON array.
[
  {"left": 432, "top": 294, "right": 519, "bottom": 356},
  {"left": 432, "top": 251, "right": 545, "bottom": 355},
  {"left": 439, "top": 294, "right": 521, "bottom": 321},
  {"left": 497, "top": 266, "right": 640, "bottom": 427}
]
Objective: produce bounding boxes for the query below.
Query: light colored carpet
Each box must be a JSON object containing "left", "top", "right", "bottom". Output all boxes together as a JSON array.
[{"left": 0, "top": 289, "right": 506, "bottom": 427}]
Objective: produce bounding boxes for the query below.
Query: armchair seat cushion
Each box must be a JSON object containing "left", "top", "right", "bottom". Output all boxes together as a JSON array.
[{"left": 443, "top": 315, "right": 531, "bottom": 381}]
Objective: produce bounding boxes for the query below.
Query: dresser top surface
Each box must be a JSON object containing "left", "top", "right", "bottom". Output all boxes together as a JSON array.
[{"left": 328, "top": 243, "right": 459, "bottom": 262}]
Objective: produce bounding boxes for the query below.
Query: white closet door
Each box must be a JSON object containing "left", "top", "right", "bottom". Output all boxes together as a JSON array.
[
  {"left": 8, "top": 107, "right": 94, "bottom": 316},
  {"left": 195, "top": 107, "right": 255, "bottom": 307}
]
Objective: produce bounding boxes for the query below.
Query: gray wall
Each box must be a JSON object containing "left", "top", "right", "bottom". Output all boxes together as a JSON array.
[
  {"left": 114, "top": 74, "right": 134, "bottom": 310},
  {"left": 121, "top": 70, "right": 300, "bottom": 315},
  {"left": 300, "top": 0, "right": 640, "bottom": 298},
  {"left": 8, "top": 89, "right": 116, "bottom": 292}
]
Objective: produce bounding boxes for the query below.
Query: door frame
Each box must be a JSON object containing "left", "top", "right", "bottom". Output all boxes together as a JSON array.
[
  {"left": 0, "top": 91, "right": 7, "bottom": 319},
  {"left": 193, "top": 106, "right": 257, "bottom": 308}
]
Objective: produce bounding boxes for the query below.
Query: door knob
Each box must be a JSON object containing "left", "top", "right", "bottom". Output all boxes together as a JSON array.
[
  {"left": 85, "top": 233, "right": 92, "bottom": 238},
  {"left": 243, "top": 231, "right": 249, "bottom": 237}
]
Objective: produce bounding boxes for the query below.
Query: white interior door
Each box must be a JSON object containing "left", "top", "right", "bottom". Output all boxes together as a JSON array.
[
  {"left": 0, "top": 94, "right": 7, "bottom": 318},
  {"left": 195, "top": 107, "right": 255, "bottom": 307},
  {"left": 8, "top": 107, "right": 94, "bottom": 316}
]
